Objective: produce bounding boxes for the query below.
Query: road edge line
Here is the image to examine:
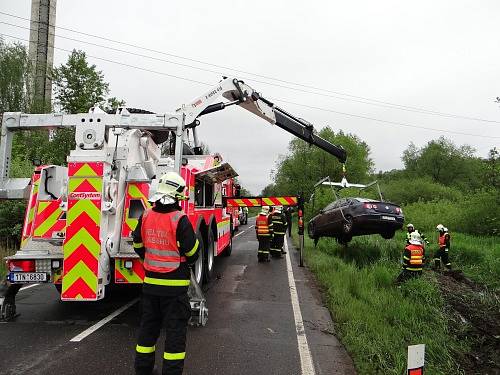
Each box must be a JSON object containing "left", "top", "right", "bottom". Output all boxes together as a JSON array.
[
  {"left": 284, "top": 238, "right": 316, "bottom": 375},
  {"left": 69, "top": 297, "right": 139, "bottom": 342},
  {"left": 20, "top": 284, "right": 39, "bottom": 291}
]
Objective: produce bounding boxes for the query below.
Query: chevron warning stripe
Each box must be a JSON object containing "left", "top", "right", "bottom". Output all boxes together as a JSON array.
[
  {"left": 114, "top": 258, "right": 145, "bottom": 284},
  {"left": 122, "top": 182, "right": 151, "bottom": 237},
  {"left": 226, "top": 196, "right": 298, "bottom": 207},
  {"left": 20, "top": 172, "right": 41, "bottom": 248},
  {"left": 33, "top": 199, "right": 65, "bottom": 239},
  {"left": 62, "top": 162, "right": 104, "bottom": 301}
]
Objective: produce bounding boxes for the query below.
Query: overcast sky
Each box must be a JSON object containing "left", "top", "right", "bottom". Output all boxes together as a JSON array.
[{"left": 1, "top": 0, "right": 499, "bottom": 194}]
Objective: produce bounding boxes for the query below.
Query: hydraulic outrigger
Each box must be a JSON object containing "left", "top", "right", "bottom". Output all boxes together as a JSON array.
[{"left": 0, "top": 77, "right": 347, "bottom": 321}]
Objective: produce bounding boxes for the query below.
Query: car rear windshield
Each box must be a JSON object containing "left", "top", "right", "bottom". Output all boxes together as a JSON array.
[{"left": 354, "top": 198, "right": 378, "bottom": 203}]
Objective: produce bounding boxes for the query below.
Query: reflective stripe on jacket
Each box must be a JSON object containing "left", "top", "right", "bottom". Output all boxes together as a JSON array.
[
  {"left": 403, "top": 244, "right": 424, "bottom": 271},
  {"left": 141, "top": 209, "right": 186, "bottom": 273},
  {"left": 270, "top": 212, "right": 287, "bottom": 235},
  {"left": 256, "top": 214, "right": 271, "bottom": 236}
]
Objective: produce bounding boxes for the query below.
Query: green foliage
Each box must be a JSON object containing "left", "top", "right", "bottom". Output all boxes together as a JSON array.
[
  {"left": 272, "top": 127, "right": 373, "bottom": 198},
  {"left": 381, "top": 176, "right": 464, "bottom": 205},
  {"left": 0, "top": 39, "right": 32, "bottom": 113},
  {"left": 402, "top": 137, "right": 487, "bottom": 190},
  {"left": 403, "top": 189, "right": 499, "bottom": 236},
  {"left": 52, "top": 50, "right": 110, "bottom": 113}
]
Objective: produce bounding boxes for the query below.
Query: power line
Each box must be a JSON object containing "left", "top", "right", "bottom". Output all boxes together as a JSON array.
[
  {"left": 274, "top": 99, "right": 499, "bottom": 139},
  {"left": 1, "top": 10, "right": 499, "bottom": 125},
  {"left": 1, "top": 32, "right": 498, "bottom": 140},
  {"left": 0, "top": 33, "right": 211, "bottom": 87}
]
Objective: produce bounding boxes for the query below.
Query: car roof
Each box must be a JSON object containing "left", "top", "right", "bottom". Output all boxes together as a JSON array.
[{"left": 350, "top": 197, "right": 378, "bottom": 202}]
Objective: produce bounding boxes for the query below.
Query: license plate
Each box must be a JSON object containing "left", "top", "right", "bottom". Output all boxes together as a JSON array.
[
  {"left": 10, "top": 272, "right": 47, "bottom": 283},
  {"left": 381, "top": 216, "right": 396, "bottom": 221}
]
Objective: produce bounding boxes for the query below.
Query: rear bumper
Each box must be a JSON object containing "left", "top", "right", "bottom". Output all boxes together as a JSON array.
[{"left": 353, "top": 214, "right": 404, "bottom": 233}]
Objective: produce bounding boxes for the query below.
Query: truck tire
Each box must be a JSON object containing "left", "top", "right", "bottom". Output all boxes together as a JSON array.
[
  {"left": 223, "top": 233, "right": 232, "bottom": 257},
  {"left": 194, "top": 232, "right": 205, "bottom": 286},
  {"left": 203, "top": 231, "right": 215, "bottom": 283}
]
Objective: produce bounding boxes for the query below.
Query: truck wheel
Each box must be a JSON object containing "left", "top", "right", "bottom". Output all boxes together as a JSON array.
[
  {"left": 194, "top": 232, "right": 205, "bottom": 286},
  {"left": 203, "top": 231, "right": 215, "bottom": 283},
  {"left": 223, "top": 232, "right": 232, "bottom": 257}
]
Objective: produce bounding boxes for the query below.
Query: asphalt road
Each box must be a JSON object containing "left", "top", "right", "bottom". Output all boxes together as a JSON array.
[{"left": 0, "top": 218, "right": 355, "bottom": 375}]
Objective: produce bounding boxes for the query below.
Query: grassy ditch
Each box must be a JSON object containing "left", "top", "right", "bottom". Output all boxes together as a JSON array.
[{"left": 296, "top": 231, "right": 499, "bottom": 374}]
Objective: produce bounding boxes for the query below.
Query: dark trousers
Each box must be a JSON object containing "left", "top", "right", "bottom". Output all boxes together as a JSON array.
[
  {"left": 287, "top": 220, "right": 292, "bottom": 237},
  {"left": 433, "top": 247, "right": 451, "bottom": 269},
  {"left": 270, "top": 234, "right": 285, "bottom": 257},
  {"left": 396, "top": 269, "right": 422, "bottom": 283},
  {"left": 135, "top": 293, "right": 191, "bottom": 375},
  {"left": 257, "top": 235, "right": 271, "bottom": 261}
]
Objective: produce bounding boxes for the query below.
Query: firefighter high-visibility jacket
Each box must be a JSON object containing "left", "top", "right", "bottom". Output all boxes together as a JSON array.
[
  {"left": 438, "top": 232, "right": 451, "bottom": 249},
  {"left": 255, "top": 214, "right": 273, "bottom": 237},
  {"left": 402, "top": 244, "right": 425, "bottom": 272},
  {"left": 132, "top": 203, "right": 199, "bottom": 297},
  {"left": 270, "top": 212, "right": 287, "bottom": 236}
]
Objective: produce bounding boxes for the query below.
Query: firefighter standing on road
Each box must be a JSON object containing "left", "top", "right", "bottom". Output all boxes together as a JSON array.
[
  {"left": 133, "top": 172, "right": 199, "bottom": 375},
  {"left": 256, "top": 206, "right": 273, "bottom": 262},
  {"left": 270, "top": 206, "right": 288, "bottom": 257},
  {"left": 284, "top": 206, "right": 293, "bottom": 237},
  {"left": 396, "top": 231, "right": 425, "bottom": 283},
  {"left": 433, "top": 224, "right": 452, "bottom": 270}
]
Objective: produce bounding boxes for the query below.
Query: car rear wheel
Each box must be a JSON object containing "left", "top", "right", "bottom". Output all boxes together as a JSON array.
[
  {"left": 342, "top": 215, "right": 353, "bottom": 235},
  {"left": 336, "top": 235, "right": 352, "bottom": 245},
  {"left": 381, "top": 231, "right": 395, "bottom": 240}
]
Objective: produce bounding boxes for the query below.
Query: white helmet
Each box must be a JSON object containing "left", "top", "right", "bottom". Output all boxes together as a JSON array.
[
  {"left": 260, "top": 206, "right": 270, "bottom": 215},
  {"left": 436, "top": 224, "right": 445, "bottom": 232},
  {"left": 407, "top": 223, "right": 414, "bottom": 230},
  {"left": 149, "top": 172, "right": 187, "bottom": 204},
  {"left": 274, "top": 205, "right": 283, "bottom": 213},
  {"left": 409, "top": 231, "right": 422, "bottom": 245}
]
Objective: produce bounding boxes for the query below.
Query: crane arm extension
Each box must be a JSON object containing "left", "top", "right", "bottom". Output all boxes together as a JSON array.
[{"left": 183, "top": 77, "right": 347, "bottom": 163}]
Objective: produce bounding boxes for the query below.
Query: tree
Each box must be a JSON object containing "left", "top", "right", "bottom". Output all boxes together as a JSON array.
[
  {"left": 271, "top": 127, "right": 373, "bottom": 199},
  {"left": 0, "top": 38, "right": 32, "bottom": 113},
  {"left": 402, "top": 137, "right": 484, "bottom": 189}
]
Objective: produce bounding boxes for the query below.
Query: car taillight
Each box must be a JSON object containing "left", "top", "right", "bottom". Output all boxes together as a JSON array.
[
  {"left": 8, "top": 260, "right": 36, "bottom": 272},
  {"left": 395, "top": 207, "right": 402, "bottom": 214},
  {"left": 364, "top": 203, "right": 378, "bottom": 209}
]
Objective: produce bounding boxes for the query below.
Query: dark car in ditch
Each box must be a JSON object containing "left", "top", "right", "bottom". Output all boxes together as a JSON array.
[{"left": 307, "top": 197, "right": 404, "bottom": 244}]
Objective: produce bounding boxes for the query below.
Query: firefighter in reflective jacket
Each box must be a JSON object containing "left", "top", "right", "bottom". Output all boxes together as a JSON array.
[
  {"left": 133, "top": 172, "right": 199, "bottom": 375},
  {"left": 256, "top": 206, "right": 273, "bottom": 262},
  {"left": 433, "top": 224, "right": 451, "bottom": 270},
  {"left": 270, "top": 206, "right": 288, "bottom": 258},
  {"left": 396, "top": 231, "right": 425, "bottom": 283}
]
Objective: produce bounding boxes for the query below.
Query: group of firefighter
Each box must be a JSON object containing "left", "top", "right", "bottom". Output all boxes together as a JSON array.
[
  {"left": 397, "top": 222, "right": 452, "bottom": 283},
  {"left": 255, "top": 205, "right": 292, "bottom": 262}
]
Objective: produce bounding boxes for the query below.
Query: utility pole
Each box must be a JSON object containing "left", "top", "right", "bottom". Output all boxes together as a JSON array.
[{"left": 29, "top": 0, "right": 57, "bottom": 112}]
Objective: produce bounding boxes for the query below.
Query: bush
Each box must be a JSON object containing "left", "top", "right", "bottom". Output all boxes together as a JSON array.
[{"left": 381, "top": 177, "right": 463, "bottom": 205}]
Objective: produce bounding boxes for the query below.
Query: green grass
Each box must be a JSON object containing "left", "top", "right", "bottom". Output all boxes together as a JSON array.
[{"left": 295, "top": 230, "right": 498, "bottom": 375}]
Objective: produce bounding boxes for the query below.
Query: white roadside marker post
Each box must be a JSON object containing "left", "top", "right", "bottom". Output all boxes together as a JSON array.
[{"left": 407, "top": 344, "right": 425, "bottom": 375}]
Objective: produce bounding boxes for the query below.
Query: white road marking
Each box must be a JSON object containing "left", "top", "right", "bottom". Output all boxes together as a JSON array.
[
  {"left": 20, "top": 284, "right": 39, "bottom": 291},
  {"left": 233, "top": 225, "right": 253, "bottom": 239},
  {"left": 69, "top": 297, "right": 139, "bottom": 342},
  {"left": 284, "top": 239, "right": 316, "bottom": 375}
]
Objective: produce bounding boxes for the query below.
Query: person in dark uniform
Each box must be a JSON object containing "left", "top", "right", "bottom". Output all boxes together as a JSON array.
[
  {"left": 133, "top": 171, "right": 199, "bottom": 375},
  {"left": 255, "top": 206, "right": 273, "bottom": 262},
  {"left": 269, "top": 206, "right": 288, "bottom": 257},
  {"left": 433, "top": 224, "right": 452, "bottom": 270},
  {"left": 284, "top": 206, "right": 293, "bottom": 237}
]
